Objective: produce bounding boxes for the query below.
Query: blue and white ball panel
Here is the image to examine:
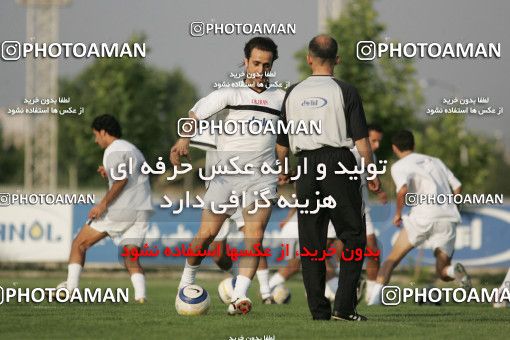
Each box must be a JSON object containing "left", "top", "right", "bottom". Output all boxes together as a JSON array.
[
  {"left": 175, "top": 284, "right": 211, "bottom": 316},
  {"left": 179, "top": 285, "right": 209, "bottom": 304}
]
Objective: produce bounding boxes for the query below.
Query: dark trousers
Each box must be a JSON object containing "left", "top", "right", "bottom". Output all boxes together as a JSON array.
[{"left": 296, "top": 146, "right": 366, "bottom": 319}]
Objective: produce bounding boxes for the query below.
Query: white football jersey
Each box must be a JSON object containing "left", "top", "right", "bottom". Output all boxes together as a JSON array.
[
  {"left": 391, "top": 152, "right": 461, "bottom": 222},
  {"left": 192, "top": 86, "right": 285, "bottom": 167},
  {"left": 103, "top": 139, "right": 152, "bottom": 211}
]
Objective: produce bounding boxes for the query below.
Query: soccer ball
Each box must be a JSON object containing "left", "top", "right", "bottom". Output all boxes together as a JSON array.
[
  {"left": 175, "top": 285, "right": 211, "bottom": 316},
  {"left": 51, "top": 281, "right": 69, "bottom": 299},
  {"left": 218, "top": 277, "right": 236, "bottom": 305},
  {"left": 272, "top": 284, "right": 291, "bottom": 304}
]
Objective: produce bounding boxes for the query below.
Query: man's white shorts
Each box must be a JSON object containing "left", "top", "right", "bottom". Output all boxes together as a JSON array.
[
  {"left": 365, "top": 211, "right": 376, "bottom": 236},
  {"left": 402, "top": 214, "right": 457, "bottom": 257},
  {"left": 213, "top": 209, "right": 245, "bottom": 242},
  {"left": 89, "top": 210, "right": 151, "bottom": 247},
  {"left": 361, "top": 184, "right": 376, "bottom": 236}
]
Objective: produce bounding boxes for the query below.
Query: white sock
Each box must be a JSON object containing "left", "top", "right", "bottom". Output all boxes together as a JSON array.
[
  {"left": 231, "top": 275, "right": 251, "bottom": 301},
  {"left": 499, "top": 268, "right": 510, "bottom": 292},
  {"left": 178, "top": 260, "right": 200, "bottom": 289},
  {"left": 446, "top": 265, "right": 456, "bottom": 280},
  {"left": 326, "top": 277, "right": 339, "bottom": 293},
  {"left": 365, "top": 280, "right": 376, "bottom": 304},
  {"left": 256, "top": 269, "right": 271, "bottom": 299},
  {"left": 130, "top": 273, "right": 146, "bottom": 300},
  {"left": 325, "top": 278, "right": 337, "bottom": 301},
  {"left": 367, "top": 283, "right": 384, "bottom": 305},
  {"left": 66, "top": 263, "right": 82, "bottom": 291},
  {"left": 269, "top": 272, "right": 285, "bottom": 291}
]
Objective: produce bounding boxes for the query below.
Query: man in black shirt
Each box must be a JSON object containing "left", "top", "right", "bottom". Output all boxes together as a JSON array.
[{"left": 276, "top": 35, "right": 381, "bottom": 321}]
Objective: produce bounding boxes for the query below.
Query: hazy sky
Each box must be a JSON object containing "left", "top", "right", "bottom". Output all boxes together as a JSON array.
[{"left": 1, "top": 0, "right": 508, "bottom": 150}]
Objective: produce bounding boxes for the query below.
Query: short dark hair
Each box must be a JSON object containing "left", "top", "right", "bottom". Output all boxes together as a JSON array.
[
  {"left": 308, "top": 35, "right": 338, "bottom": 61},
  {"left": 244, "top": 37, "right": 278, "bottom": 63},
  {"left": 368, "top": 123, "right": 383, "bottom": 134},
  {"left": 391, "top": 130, "right": 414, "bottom": 152},
  {"left": 91, "top": 114, "right": 122, "bottom": 138}
]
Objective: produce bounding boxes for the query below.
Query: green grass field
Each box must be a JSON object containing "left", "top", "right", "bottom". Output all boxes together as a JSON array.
[{"left": 1, "top": 274, "right": 509, "bottom": 340}]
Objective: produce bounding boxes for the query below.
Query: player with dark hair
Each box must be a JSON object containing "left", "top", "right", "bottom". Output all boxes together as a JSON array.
[
  {"left": 368, "top": 130, "right": 471, "bottom": 305},
  {"left": 244, "top": 36, "right": 279, "bottom": 63},
  {"left": 55, "top": 114, "right": 153, "bottom": 303},
  {"left": 170, "top": 37, "right": 285, "bottom": 315},
  {"left": 91, "top": 114, "right": 122, "bottom": 138}
]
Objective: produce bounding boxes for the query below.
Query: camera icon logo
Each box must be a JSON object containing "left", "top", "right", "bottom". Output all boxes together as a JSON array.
[
  {"left": 382, "top": 285, "right": 401, "bottom": 306},
  {"left": 0, "top": 193, "right": 10, "bottom": 206},
  {"left": 1, "top": 41, "right": 21, "bottom": 61},
  {"left": 190, "top": 22, "right": 205, "bottom": 37},
  {"left": 405, "top": 193, "right": 418, "bottom": 207},
  {"left": 356, "top": 41, "right": 376, "bottom": 61},
  {"left": 178, "top": 118, "right": 197, "bottom": 138}
]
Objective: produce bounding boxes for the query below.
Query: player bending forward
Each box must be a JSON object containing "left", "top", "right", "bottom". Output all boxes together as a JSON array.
[
  {"left": 56, "top": 114, "right": 153, "bottom": 303},
  {"left": 170, "top": 37, "right": 285, "bottom": 315},
  {"left": 369, "top": 130, "right": 471, "bottom": 305},
  {"left": 190, "top": 128, "right": 276, "bottom": 304}
]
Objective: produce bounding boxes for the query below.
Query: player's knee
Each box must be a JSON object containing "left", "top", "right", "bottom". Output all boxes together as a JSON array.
[
  {"left": 196, "top": 229, "right": 216, "bottom": 245},
  {"left": 72, "top": 238, "right": 90, "bottom": 253},
  {"left": 123, "top": 252, "right": 139, "bottom": 264}
]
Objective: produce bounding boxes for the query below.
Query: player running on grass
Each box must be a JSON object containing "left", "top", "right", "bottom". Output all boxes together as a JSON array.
[
  {"left": 170, "top": 37, "right": 285, "bottom": 315},
  {"left": 369, "top": 130, "right": 471, "bottom": 305},
  {"left": 56, "top": 114, "right": 153, "bottom": 303}
]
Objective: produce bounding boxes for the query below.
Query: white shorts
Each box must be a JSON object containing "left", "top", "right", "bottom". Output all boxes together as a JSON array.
[
  {"left": 213, "top": 209, "right": 245, "bottom": 242},
  {"left": 89, "top": 210, "right": 151, "bottom": 247},
  {"left": 279, "top": 214, "right": 337, "bottom": 260},
  {"left": 365, "top": 210, "right": 375, "bottom": 236},
  {"left": 402, "top": 214, "right": 457, "bottom": 257},
  {"left": 361, "top": 183, "right": 376, "bottom": 236},
  {"left": 203, "top": 172, "right": 278, "bottom": 216}
]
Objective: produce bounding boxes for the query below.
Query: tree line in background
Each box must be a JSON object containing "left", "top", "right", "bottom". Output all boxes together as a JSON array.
[
  {"left": 57, "top": 35, "right": 198, "bottom": 188},
  {"left": 1, "top": 1, "right": 509, "bottom": 195},
  {"left": 296, "top": 0, "right": 507, "bottom": 195}
]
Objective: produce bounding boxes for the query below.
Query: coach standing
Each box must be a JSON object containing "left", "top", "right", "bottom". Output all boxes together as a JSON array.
[{"left": 276, "top": 35, "right": 380, "bottom": 321}]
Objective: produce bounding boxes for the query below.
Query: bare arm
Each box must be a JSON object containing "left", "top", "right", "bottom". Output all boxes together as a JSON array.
[
  {"left": 354, "top": 137, "right": 380, "bottom": 192},
  {"left": 170, "top": 111, "right": 198, "bottom": 166},
  {"left": 393, "top": 184, "right": 408, "bottom": 227},
  {"left": 88, "top": 179, "right": 128, "bottom": 219}
]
